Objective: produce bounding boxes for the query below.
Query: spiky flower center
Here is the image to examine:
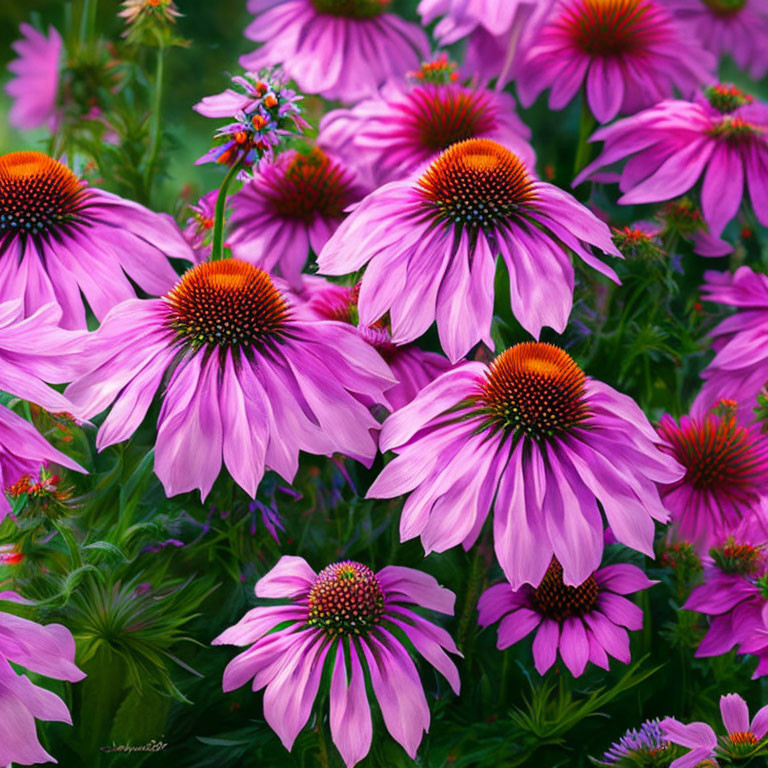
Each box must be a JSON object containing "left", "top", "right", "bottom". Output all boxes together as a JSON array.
[
  {"left": 165, "top": 260, "right": 290, "bottom": 351},
  {"left": 310, "top": 0, "right": 390, "bottom": 18},
  {"left": 706, "top": 84, "right": 754, "bottom": 113},
  {"left": 478, "top": 343, "right": 590, "bottom": 440},
  {"left": 266, "top": 149, "right": 356, "bottom": 221},
  {"left": 409, "top": 55, "right": 460, "bottom": 84},
  {"left": 307, "top": 561, "right": 385, "bottom": 636},
  {"left": 404, "top": 86, "right": 500, "bottom": 154},
  {"left": 711, "top": 537, "right": 765, "bottom": 576},
  {"left": 702, "top": 0, "right": 747, "bottom": 15},
  {"left": 708, "top": 115, "right": 761, "bottom": 142},
  {"left": 729, "top": 731, "right": 758, "bottom": 745},
  {"left": 658, "top": 414, "right": 768, "bottom": 494},
  {"left": 418, "top": 139, "right": 535, "bottom": 229},
  {"left": 562, "top": 0, "right": 657, "bottom": 56},
  {"left": 0, "top": 152, "right": 87, "bottom": 238},
  {"left": 533, "top": 558, "right": 599, "bottom": 621}
]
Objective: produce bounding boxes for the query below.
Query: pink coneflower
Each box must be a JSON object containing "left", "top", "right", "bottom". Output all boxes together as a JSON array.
[
  {"left": 317, "top": 138, "right": 620, "bottom": 363},
  {"left": 182, "top": 189, "right": 217, "bottom": 263},
  {"left": 517, "top": 0, "right": 714, "bottom": 123},
  {"left": 664, "top": 0, "right": 768, "bottom": 79},
  {"left": 418, "top": 0, "right": 552, "bottom": 87},
  {"left": 693, "top": 267, "right": 768, "bottom": 423},
  {"left": 65, "top": 260, "right": 394, "bottom": 499},
  {"left": 318, "top": 71, "right": 535, "bottom": 187},
  {"left": 656, "top": 406, "right": 768, "bottom": 552},
  {"left": 301, "top": 278, "right": 450, "bottom": 410},
  {"left": 478, "top": 558, "right": 653, "bottom": 677},
  {"left": 683, "top": 538, "right": 768, "bottom": 673},
  {"left": 662, "top": 693, "right": 768, "bottom": 766},
  {"left": 239, "top": 0, "right": 430, "bottom": 104},
  {"left": 214, "top": 555, "right": 460, "bottom": 767},
  {"left": 0, "top": 300, "right": 86, "bottom": 520},
  {"left": 6, "top": 24, "right": 62, "bottom": 131},
  {"left": 0, "top": 152, "right": 192, "bottom": 328},
  {"left": 367, "top": 342, "right": 684, "bottom": 588},
  {"left": 575, "top": 85, "right": 768, "bottom": 237},
  {"left": 228, "top": 149, "right": 362, "bottom": 288},
  {"left": 0, "top": 591, "right": 85, "bottom": 766}
]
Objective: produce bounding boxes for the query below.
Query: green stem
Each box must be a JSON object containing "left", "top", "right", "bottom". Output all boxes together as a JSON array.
[
  {"left": 211, "top": 163, "right": 240, "bottom": 261},
  {"left": 143, "top": 42, "right": 166, "bottom": 202},
  {"left": 79, "top": 0, "right": 98, "bottom": 47},
  {"left": 573, "top": 95, "right": 597, "bottom": 179},
  {"left": 458, "top": 548, "right": 484, "bottom": 652}
]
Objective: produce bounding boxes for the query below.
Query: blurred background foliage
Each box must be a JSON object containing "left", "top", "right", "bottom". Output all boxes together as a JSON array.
[{"left": 1, "top": 1, "right": 768, "bottom": 767}]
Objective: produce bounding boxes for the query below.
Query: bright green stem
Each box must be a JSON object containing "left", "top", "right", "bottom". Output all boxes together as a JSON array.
[
  {"left": 79, "top": 0, "right": 98, "bottom": 46},
  {"left": 573, "top": 96, "right": 597, "bottom": 178},
  {"left": 210, "top": 163, "right": 240, "bottom": 261},
  {"left": 143, "top": 42, "right": 166, "bottom": 201}
]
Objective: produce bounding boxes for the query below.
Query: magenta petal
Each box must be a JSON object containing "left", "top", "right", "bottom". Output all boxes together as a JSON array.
[
  {"left": 330, "top": 644, "right": 372, "bottom": 768},
  {"left": 532, "top": 618, "right": 559, "bottom": 675},
  {"left": 255, "top": 556, "right": 316, "bottom": 599},
  {"left": 497, "top": 608, "right": 542, "bottom": 650},
  {"left": 559, "top": 618, "right": 589, "bottom": 677},
  {"left": 720, "top": 693, "right": 750, "bottom": 735}
]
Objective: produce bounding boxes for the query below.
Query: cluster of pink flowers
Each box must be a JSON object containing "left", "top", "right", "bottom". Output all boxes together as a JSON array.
[{"left": 4, "top": 0, "right": 768, "bottom": 764}]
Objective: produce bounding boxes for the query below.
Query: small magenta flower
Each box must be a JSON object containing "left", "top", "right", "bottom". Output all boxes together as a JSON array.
[
  {"left": 367, "top": 342, "right": 684, "bottom": 588},
  {"left": 662, "top": 693, "right": 768, "bottom": 766},
  {"left": 575, "top": 85, "right": 768, "bottom": 237},
  {"left": 5, "top": 23, "right": 62, "bottom": 131},
  {"left": 213, "top": 556, "right": 461, "bottom": 767},
  {"left": 693, "top": 267, "right": 768, "bottom": 424},
  {"left": 0, "top": 152, "right": 193, "bottom": 328},
  {"left": 683, "top": 538, "right": 768, "bottom": 674},
  {"left": 194, "top": 69, "right": 307, "bottom": 173},
  {"left": 656, "top": 405, "right": 768, "bottom": 552},
  {"left": 240, "top": 0, "right": 430, "bottom": 103},
  {"left": 319, "top": 63, "right": 534, "bottom": 187},
  {"left": 478, "top": 559, "right": 654, "bottom": 677},
  {"left": 66, "top": 260, "right": 394, "bottom": 499},
  {"left": 517, "top": 0, "right": 715, "bottom": 123},
  {"left": 318, "top": 138, "right": 620, "bottom": 363},
  {"left": 228, "top": 149, "right": 362, "bottom": 288},
  {"left": 0, "top": 591, "right": 85, "bottom": 766}
]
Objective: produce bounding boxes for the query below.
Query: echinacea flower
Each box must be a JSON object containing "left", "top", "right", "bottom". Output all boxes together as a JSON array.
[
  {"left": 417, "top": 0, "right": 552, "bottom": 87},
  {"left": 239, "top": 0, "right": 430, "bottom": 103},
  {"left": 517, "top": 0, "right": 715, "bottom": 123},
  {"left": 317, "top": 138, "right": 621, "bottom": 363},
  {"left": 0, "top": 151, "right": 193, "bottom": 328},
  {"left": 683, "top": 538, "right": 768, "bottom": 673},
  {"left": 6, "top": 23, "right": 62, "bottom": 131},
  {"left": 213, "top": 556, "right": 460, "bottom": 767},
  {"left": 182, "top": 189, "right": 217, "bottom": 263},
  {"left": 300, "top": 278, "right": 450, "bottom": 410},
  {"left": 478, "top": 558, "right": 654, "bottom": 677},
  {"left": 575, "top": 85, "right": 768, "bottom": 237},
  {"left": 664, "top": 0, "right": 768, "bottom": 79},
  {"left": 65, "top": 260, "right": 394, "bottom": 499},
  {"left": 228, "top": 149, "right": 362, "bottom": 288},
  {"left": 656, "top": 406, "right": 768, "bottom": 552},
  {"left": 596, "top": 718, "right": 676, "bottom": 765},
  {"left": 693, "top": 267, "right": 768, "bottom": 423},
  {"left": 367, "top": 342, "right": 684, "bottom": 588},
  {"left": 194, "top": 69, "right": 307, "bottom": 173},
  {"left": 662, "top": 693, "right": 768, "bottom": 767},
  {"left": 0, "top": 300, "right": 86, "bottom": 520},
  {"left": 0, "top": 591, "right": 85, "bottom": 766},
  {"left": 318, "top": 70, "right": 535, "bottom": 187}
]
